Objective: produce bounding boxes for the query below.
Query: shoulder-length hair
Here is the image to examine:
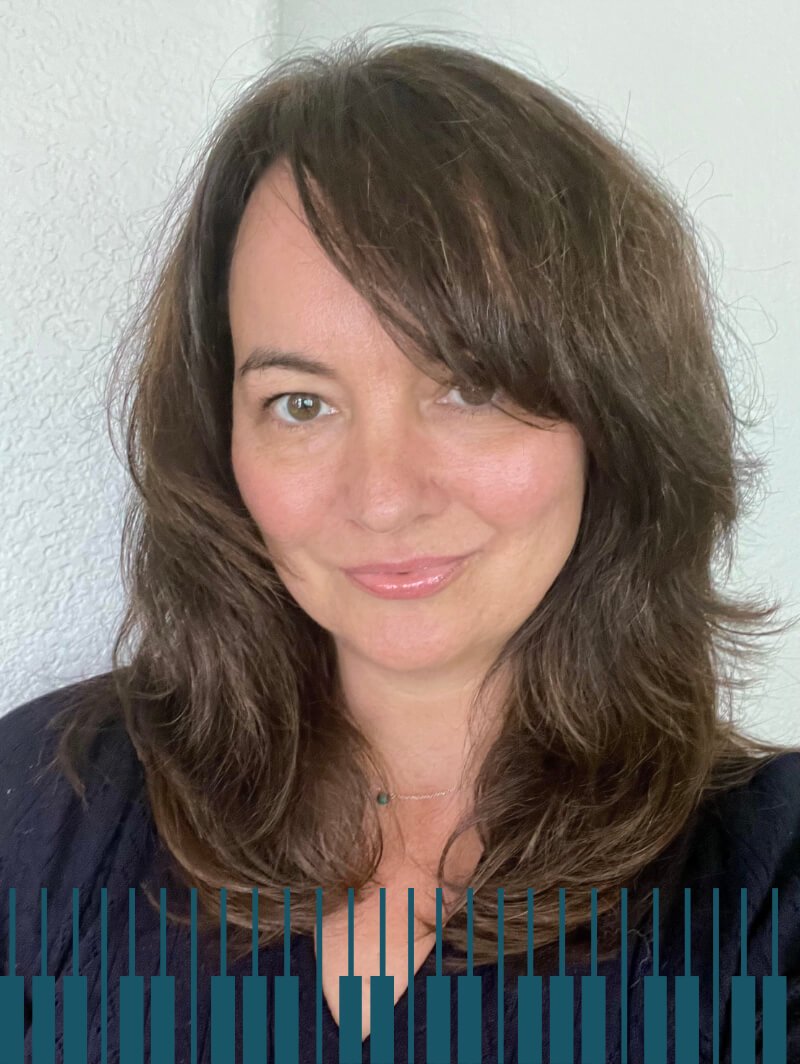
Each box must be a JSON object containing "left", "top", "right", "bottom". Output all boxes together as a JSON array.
[{"left": 46, "top": 30, "right": 800, "bottom": 973}]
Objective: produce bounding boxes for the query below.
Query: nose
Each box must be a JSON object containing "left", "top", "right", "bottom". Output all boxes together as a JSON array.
[{"left": 341, "top": 409, "right": 447, "bottom": 532}]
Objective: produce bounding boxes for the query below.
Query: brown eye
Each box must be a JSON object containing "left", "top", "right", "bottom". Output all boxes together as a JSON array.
[
  {"left": 261, "top": 392, "right": 332, "bottom": 427},
  {"left": 284, "top": 395, "right": 321, "bottom": 420},
  {"left": 458, "top": 383, "right": 495, "bottom": 406},
  {"left": 445, "top": 382, "right": 499, "bottom": 412}
]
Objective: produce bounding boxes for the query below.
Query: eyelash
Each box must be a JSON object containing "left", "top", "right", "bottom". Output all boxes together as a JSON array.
[{"left": 259, "top": 386, "right": 500, "bottom": 430}]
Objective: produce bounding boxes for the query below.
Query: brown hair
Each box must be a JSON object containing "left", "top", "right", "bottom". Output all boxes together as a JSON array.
[{"left": 45, "top": 29, "right": 800, "bottom": 974}]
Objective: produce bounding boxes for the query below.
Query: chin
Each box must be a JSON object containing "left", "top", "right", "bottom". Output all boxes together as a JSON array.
[{"left": 345, "top": 629, "right": 463, "bottom": 671}]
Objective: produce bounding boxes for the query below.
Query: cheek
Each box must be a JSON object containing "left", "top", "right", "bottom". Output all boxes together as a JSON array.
[
  {"left": 232, "top": 441, "right": 329, "bottom": 544},
  {"left": 454, "top": 440, "right": 583, "bottom": 531}
]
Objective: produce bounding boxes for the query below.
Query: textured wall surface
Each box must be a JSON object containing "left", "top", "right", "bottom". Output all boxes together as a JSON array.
[
  {"left": 2, "top": 3, "right": 798, "bottom": 742},
  {"left": 1, "top": 0, "right": 277, "bottom": 712}
]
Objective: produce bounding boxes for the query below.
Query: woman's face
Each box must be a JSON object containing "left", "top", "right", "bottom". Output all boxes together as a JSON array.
[{"left": 229, "top": 161, "right": 587, "bottom": 678}]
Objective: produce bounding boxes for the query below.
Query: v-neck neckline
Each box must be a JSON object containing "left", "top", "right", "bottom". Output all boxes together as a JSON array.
[{"left": 299, "top": 929, "right": 449, "bottom": 1054}]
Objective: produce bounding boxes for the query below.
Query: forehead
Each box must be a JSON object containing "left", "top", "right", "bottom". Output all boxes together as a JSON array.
[
  {"left": 229, "top": 163, "right": 349, "bottom": 309},
  {"left": 228, "top": 163, "right": 428, "bottom": 380}
]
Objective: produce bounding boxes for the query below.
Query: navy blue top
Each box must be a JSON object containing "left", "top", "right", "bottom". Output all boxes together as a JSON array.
[{"left": 1, "top": 680, "right": 799, "bottom": 1063}]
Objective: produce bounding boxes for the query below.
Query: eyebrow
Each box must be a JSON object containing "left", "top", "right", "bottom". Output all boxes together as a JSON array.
[{"left": 236, "top": 346, "right": 339, "bottom": 382}]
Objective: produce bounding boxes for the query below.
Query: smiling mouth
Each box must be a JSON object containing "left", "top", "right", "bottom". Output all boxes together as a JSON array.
[{"left": 343, "top": 555, "right": 473, "bottom": 599}]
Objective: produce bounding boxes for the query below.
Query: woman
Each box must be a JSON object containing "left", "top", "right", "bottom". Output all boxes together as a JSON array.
[{"left": 2, "top": 31, "right": 799, "bottom": 1064}]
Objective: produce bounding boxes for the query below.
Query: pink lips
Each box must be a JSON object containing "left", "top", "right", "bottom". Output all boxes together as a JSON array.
[
  {"left": 344, "top": 554, "right": 470, "bottom": 575},
  {"left": 343, "top": 554, "right": 473, "bottom": 599}
]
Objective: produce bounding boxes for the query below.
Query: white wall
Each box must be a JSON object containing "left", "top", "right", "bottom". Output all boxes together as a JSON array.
[
  {"left": 0, "top": 0, "right": 278, "bottom": 710},
  {"left": 2, "top": 1, "right": 798, "bottom": 740}
]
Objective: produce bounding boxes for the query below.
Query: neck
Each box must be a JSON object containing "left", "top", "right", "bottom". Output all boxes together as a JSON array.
[{"left": 334, "top": 645, "right": 508, "bottom": 795}]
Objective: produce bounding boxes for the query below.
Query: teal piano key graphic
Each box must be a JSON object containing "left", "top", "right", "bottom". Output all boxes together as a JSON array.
[
  {"left": 33, "top": 888, "right": 56, "bottom": 1064},
  {"left": 243, "top": 888, "right": 269, "bottom": 1064},
  {"left": 763, "top": 971, "right": 787, "bottom": 1064},
  {"left": 674, "top": 888, "right": 700, "bottom": 1064},
  {"left": 1, "top": 883, "right": 794, "bottom": 1062}
]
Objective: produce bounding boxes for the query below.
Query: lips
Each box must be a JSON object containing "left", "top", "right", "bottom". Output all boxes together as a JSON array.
[
  {"left": 343, "top": 555, "right": 473, "bottom": 599},
  {"left": 344, "top": 553, "right": 471, "bottom": 576}
]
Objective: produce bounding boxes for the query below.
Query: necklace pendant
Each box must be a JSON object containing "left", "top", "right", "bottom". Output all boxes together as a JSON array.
[{"left": 376, "top": 790, "right": 392, "bottom": 805}]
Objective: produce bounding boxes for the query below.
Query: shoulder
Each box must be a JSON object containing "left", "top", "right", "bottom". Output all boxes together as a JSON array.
[
  {"left": 0, "top": 674, "right": 146, "bottom": 812},
  {"left": 688, "top": 754, "right": 800, "bottom": 1051},
  {"left": 631, "top": 752, "right": 800, "bottom": 970},
  {"left": 0, "top": 675, "right": 150, "bottom": 890},
  {"left": 0, "top": 676, "right": 159, "bottom": 980},
  {"left": 700, "top": 751, "right": 800, "bottom": 883},
  {"left": 660, "top": 752, "right": 800, "bottom": 980},
  {"left": 623, "top": 753, "right": 800, "bottom": 1058}
]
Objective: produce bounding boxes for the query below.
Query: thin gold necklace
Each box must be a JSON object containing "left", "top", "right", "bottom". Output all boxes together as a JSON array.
[{"left": 375, "top": 784, "right": 462, "bottom": 805}]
